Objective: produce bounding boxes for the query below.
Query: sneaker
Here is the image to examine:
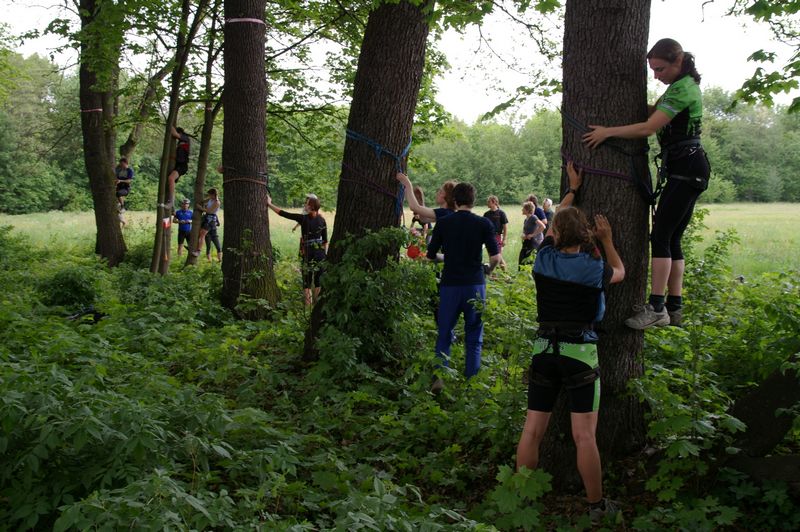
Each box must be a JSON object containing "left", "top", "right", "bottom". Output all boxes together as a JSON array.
[
  {"left": 430, "top": 377, "right": 444, "bottom": 395},
  {"left": 624, "top": 304, "right": 670, "bottom": 330},
  {"left": 588, "top": 498, "right": 620, "bottom": 525},
  {"left": 667, "top": 308, "right": 683, "bottom": 327}
]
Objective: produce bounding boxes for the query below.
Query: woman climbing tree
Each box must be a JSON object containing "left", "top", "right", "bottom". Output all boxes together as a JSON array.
[{"left": 583, "top": 38, "right": 711, "bottom": 329}]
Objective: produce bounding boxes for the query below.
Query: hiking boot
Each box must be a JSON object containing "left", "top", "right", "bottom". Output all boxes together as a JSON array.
[
  {"left": 625, "top": 304, "right": 670, "bottom": 330},
  {"left": 430, "top": 377, "right": 444, "bottom": 395},
  {"left": 588, "top": 498, "right": 620, "bottom": 525},
  {"left": 667, "top": 308, "right": 683, "bottom": 327}
]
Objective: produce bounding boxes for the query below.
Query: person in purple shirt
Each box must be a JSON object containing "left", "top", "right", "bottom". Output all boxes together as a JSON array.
[{"left": 426, "top": 182, "right": 503, "bottom": 393}]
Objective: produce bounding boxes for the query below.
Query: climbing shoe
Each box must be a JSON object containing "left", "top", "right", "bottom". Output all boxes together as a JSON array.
[
  {"left": 588, "top": 498, "right": 620, "bottom": 525},
  {"left": 667, "top": 308, "right": 683, "bottom": 327},
  {"left": 624, "top": 304, "right": 670, "bottom": 330}
]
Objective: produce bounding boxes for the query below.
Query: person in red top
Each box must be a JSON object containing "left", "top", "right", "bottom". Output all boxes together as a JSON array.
[{"left": 165, "top": 125, "right": 190, "bottom": 209}]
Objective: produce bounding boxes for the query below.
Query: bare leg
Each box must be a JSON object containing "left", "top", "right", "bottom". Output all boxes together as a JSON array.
[
  {"left": 650, "top": 257, "right": 672, "bottom": 297},
  {"left": 571, "top": 411, "right": 602, "bottom": 503},
  {"left": 516, "top": 410, "right": 552, "bottom": 470},
  {"left": 167, "top": 171, "right": 178, "bottom": 205},
  {"left": 303, "top": 288, "right": 312, "bottom": 306},
  {"left": 667, "top": 259, "right": 685, "bottom": 296},
  {"left": 195, "top": 229, "right": 208, "bottom": 255},
  {"left": 312, "top": 286, "right": 321, "bottom": 304}
]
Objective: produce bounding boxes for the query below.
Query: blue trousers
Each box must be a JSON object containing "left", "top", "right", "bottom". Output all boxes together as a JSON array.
[{"left": 435, "top": 284, "right": 486, "bottom": 378}]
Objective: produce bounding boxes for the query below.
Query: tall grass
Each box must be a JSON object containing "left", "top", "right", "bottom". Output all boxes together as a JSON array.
[{"left": 2, "top": 203, "right": 798, "bottom": 276}]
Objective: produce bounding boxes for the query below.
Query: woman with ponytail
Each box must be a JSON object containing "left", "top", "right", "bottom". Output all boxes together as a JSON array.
[{"left": 583, "top": 38, "right": 710, "bottom": 330}]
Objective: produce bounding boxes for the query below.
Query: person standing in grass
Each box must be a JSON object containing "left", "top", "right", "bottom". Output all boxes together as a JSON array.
[
  {"left": 518, "top": 201, "right": 546, "bottom": 269},
  {"left": 483, "top": 195, "right": 509, "bottom": 271},
  {"left": 426, "top": 182, "right": 502, "bottom": 393},
  {"left": 266, "top": 193, "right": 328, "bottom": 305},
  {"left": 396, "top": 172, "right": 457, "bottom": 224},
  {"left": 542, "top": 198, "right": 555, "bottom": 229},
  {"left": 193, "top": 188, "right": 220, "bottom": 259},
  {"left": 516, "top": 161, "right": 625, "bottom": 522},
  {"left": 114, "top": 157, "right": 133, "bottom": 212},
  {"left": 173, "top": 198, "right": 193, "bottom": 256}
]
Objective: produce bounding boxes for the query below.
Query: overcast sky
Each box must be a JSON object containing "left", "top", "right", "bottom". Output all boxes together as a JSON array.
[{"left": 3, "top": 0, "right": 797, "bottom": 123}]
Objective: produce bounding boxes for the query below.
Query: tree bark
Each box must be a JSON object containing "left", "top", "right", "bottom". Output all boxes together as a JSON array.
[
  {"left": 119, "top": 63, "right": 172, "bottom": 160},
  {"left": 150, "top": 0, "right": 209, "bottom": 274},
  {"left": 186, "top": 2, "right": 222, "bottom": 268},
  {"left": 219, "top": 0, "right": 280, "bottom": 317},
  {"left": 79, "top": 0, "right": 126, "bottom": 266},
  {"left": 539, "top": 0, "right": 651, "bottom": 488},
  {"left": 302, "top": 0, "right": 432, "bottom": 360}
]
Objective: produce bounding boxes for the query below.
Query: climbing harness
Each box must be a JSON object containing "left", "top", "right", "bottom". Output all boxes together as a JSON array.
[
  {"left": 528, "top": 337, "right": 601, "bottom": 390},
  {"left": 343, "top": 129, "right": 412, "bottom": 217},
  {"left": 653, "top": 138, "right": 709, "bottom": 193}
]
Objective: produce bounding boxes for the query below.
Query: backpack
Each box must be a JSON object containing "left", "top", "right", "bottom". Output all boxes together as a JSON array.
[{"left": 176, "top": 135, "right": 190, "bottom": 163}]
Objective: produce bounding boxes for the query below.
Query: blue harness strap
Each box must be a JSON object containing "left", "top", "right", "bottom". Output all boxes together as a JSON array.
[{"left": 345, "top": 129, "right": 412, "bottom": 217}]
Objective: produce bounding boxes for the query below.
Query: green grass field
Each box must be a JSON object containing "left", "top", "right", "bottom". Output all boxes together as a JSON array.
[{"left": 2, "top": 203, "right": 798, "bottom": 276}]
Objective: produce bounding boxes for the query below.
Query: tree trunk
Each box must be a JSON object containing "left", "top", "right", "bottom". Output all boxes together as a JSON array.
[
  {"left": 79, "top": 0, "right": 126, "bottom": 266},
  {"left": 303, "top": 0, "right": 432, "bottom": 360},
  {"left": 150, "top": 0, "right": 209, "bottom": 274},
  {"left": 119, "top": 63, "right": 172, "bottom": 159},
  {"left": 540, "top": 0, "right": 651, "bottom": 488},
  {"left": 219, "top": 0, "right": 280, "bottom": 318},
  {"left": 186, "top": 3, "right": 222, "bottom": 268}
]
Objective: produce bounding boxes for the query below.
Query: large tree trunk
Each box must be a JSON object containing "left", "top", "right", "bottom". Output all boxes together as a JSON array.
[
  {"left": 302, "top": 0, "right": 431, "bottom": 360},
  {"left": 219, "top": 0, "right": 280, "bottom": 317},
  {"left": 150, "top": 0, "right": 209, "bottom": 274},
  {"left": 540, "top": 0, "right": 651, "bottom": 488},
  {"left": 79, "top": 0, "right": 126, "bottom": 266}
]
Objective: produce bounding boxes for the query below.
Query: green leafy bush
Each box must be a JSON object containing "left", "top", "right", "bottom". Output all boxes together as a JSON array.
[{"left": 38, "top": 264, "right": 99, "bottom": 308}]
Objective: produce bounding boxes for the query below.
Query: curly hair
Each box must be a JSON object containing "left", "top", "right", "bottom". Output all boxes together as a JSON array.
[{"left": 552, "top": 206, "right": 593, "bottom": 250}]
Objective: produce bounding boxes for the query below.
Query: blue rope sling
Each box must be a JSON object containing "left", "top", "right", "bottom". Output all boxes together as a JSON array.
[{"left": 343, "top": 128, "right": 412, "bottom": 218}]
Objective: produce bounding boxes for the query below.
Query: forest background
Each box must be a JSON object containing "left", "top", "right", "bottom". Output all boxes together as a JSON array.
[{"left": 1, "top": 51, "right": 800, "bottom": 214}]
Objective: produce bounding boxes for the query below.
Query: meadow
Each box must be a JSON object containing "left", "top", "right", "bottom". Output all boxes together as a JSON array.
[{"left": 2, "top": 203, "right": 797, "bottom": 276}]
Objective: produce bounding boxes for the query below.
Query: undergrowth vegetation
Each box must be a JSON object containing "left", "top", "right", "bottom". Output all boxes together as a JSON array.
[{"left": 0, "top": 216, "right": 798, "bottom": 530}]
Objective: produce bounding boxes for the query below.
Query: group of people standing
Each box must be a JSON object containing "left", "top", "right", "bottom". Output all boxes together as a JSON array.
[
  {"left": 481, "top": 194, "right": 553, "bottom": 271},
  {"left": 172, "top": 189, "right": 223, "bottom": 262},
  {"left": 115, "top": 37, "right": 709, "bottom": 519},
  {"left": 396, "top": 37, "right": 709, "bottom": 521}
]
